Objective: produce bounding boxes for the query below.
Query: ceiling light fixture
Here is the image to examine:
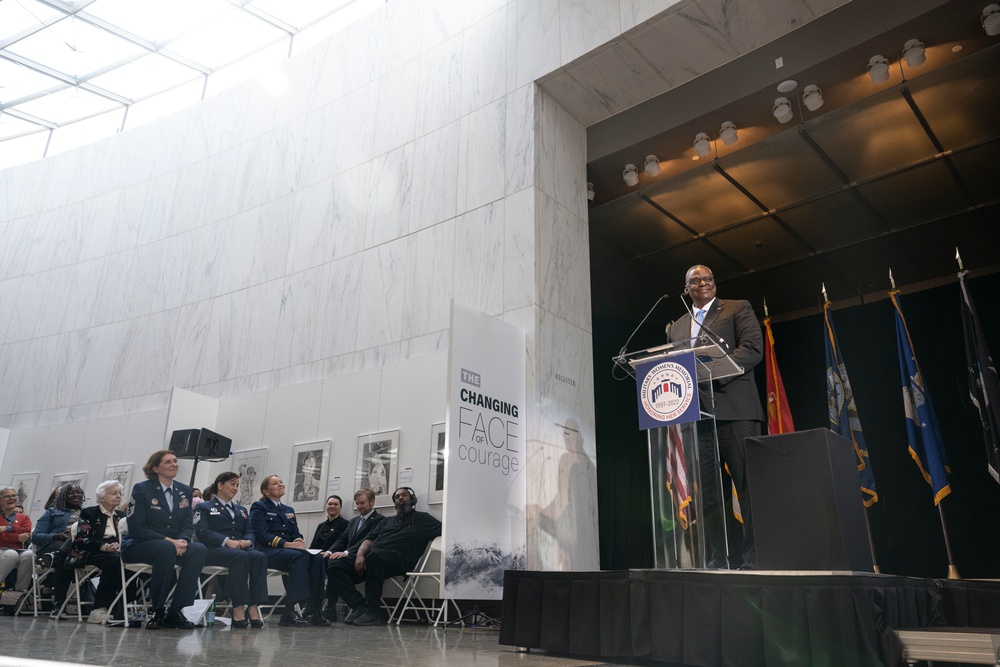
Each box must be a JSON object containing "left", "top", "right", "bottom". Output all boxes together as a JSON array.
[
  {"left": 802, "top": 85, "right": 824, "bottom": 112},
  {"left": 644, "top": 155, "right": 661, "bottom": 177},
  {"left": 719, "top": 122, "right": 738, "bottom": 145},
  {"left": 983, "top": 4, "right": 1000, "bottom": 36},
  {"left": 902, "top": 39, "right": 926, "bottom": 67},
  {"left": 868, "top": 55, "right": 890, "bottom": 83},
  {"left": 772, "top": 97, "right": 793, "bottom": 124},
  {"left": 693, "top": 133, "right": 711, "bottom": 157},
  {"left": 776, "top": 80, "right": 798, "bottom": 93},
  {"left": 623, "top": 164, "right": 639, "bottom": 187},
  {"left": 587, "top": 182, "right": 595, "bottom": 201}
]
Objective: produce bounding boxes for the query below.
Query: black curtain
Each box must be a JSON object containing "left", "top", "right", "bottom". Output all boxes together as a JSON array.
[{"left": 595, "top": 272, "right": 1000, "bottom": 577}]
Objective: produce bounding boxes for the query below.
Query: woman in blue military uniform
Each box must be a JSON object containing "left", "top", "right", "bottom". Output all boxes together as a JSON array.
[
  {"left": 122, "top": 450, "right": 208, "bottom": 630},
  {"left": 194, "top": 471, "right": 267, "bottom": 628},
  {"left": 249, "top": 475, "right": 327, "bottom": 627}
]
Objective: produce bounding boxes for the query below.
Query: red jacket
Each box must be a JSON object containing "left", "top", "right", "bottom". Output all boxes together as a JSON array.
[{"left": 0, "top": 513, "right": 32, "bottom": 549}]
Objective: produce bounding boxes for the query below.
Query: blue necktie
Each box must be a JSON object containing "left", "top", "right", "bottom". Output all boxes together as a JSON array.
[
  {"left": 694, "top": 309, "right": 706, "bottom": 338},
  {"left": 165, "top": 486, "right": 174, "bottom": 512}
]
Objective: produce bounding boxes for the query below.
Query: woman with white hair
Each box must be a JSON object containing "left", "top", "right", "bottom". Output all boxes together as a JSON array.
[{"left": 63, "top": 479, "right": 127, "bottom": 624}]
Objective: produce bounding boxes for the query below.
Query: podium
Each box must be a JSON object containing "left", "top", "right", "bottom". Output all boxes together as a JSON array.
[
  {"left": 617, "top": 337, "right": 743, "bottom": 569},
  {"left": 745, "top": 429, "right": 874, "bottom": 571}
]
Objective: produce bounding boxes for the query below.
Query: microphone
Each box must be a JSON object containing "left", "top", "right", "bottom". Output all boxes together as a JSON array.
[
  {"left": 665, "top": 320, "right": 674, "bottom": 337},
  {"left": 613, "top": 294, "right": 670, "bottom": 375},
  {"left": 678, "top": 293, "right": 727, "bottom": 349}
]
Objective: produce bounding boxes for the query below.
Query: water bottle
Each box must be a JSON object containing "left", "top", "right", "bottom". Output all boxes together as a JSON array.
[{"left": 206, "top": 595, "right": 216, "bottom": 627}]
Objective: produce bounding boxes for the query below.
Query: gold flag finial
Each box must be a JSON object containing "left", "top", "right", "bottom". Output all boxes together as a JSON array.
[
  {"left": 763, "top": 297, "right": 769, "bottom": 319},
  {"left": 956, "top": 248, "right": 964, "bottom": 271},
  {"left": 889, "top": 268, "right": 896, "bottom": 290},
  {"left": 821, "top": 282, "right": 828, "bottom": 303}
]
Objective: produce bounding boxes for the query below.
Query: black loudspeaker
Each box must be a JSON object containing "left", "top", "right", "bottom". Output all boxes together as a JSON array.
[
  {"left": 168, "top": 428, "right": 233, "bottom": 460},
  {"left": 745, "top": 428, "right": 874, "bottom": 572}
]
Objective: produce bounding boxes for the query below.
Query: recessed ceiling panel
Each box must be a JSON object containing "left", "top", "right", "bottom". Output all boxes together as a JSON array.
[
  {"left": 778, "top": 189, "right": 888, "bottom": 252},
  {"left": 893, "top": 207, "right": 1000, "bottom": 279},
  {"left": 642, "top": 240, "right": 745, "bottom": 286},
  {"left": 823, "top": 234, "right": 920, "bottom": 294},
  {"left": 717, "top": 129, "right": 844, "bottom": 210},
  {"left": 948, "top": 141, "right": 1000, "bottom": 207},
  {"left": 855, "top": 160, "right": 971, "bottom": 228},
  {"left": 645, "top": 166, "right": 764, "bottom": 234},
  {"left": 590, "top": 233, "right": 637, "bottom": 273},
  {"left": 804, "top": 87, "right": 939, "bottom": 182},
  {"left": 709, "top": 217, "right": 812, "bottom": 272},
  {"left": 589, "top": 194, "right": 693, "bottom": 256},
  {"left": 906, "top": 45, "right": 1000, "bottom": 151},
  {"left": 592, "top": 257, "right": 673, "bottom": 307}
]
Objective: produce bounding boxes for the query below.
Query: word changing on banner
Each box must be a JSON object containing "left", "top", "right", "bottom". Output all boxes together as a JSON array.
[
  {"left": 635, "top": 351, "right": 701, "bottom": 430},
  {"left": 444, "top": 301, "right": 527, "bottom": 600}
]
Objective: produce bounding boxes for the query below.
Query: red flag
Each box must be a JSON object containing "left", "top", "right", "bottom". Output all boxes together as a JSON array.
[
  {"left": 665, "top": 425, "right": 691, "bottom": 529},
  {"left": 764, "top": 317, "right": 795, "bottom": 434}
]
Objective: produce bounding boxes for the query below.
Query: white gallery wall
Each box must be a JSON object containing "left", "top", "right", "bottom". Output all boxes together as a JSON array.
[{"left": 0, "top": 0, "right": 695, "bottom": 570}]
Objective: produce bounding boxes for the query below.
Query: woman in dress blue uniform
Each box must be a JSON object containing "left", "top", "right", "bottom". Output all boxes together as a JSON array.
[
  {"left": 194, "top": 471, "right": 267, "bottom": 628},
  {"left": 122, "top": 450, "right": 208, "bottom": 630},
  {"left": 249, "top": 475, "right": 327, "bottom": 627}
]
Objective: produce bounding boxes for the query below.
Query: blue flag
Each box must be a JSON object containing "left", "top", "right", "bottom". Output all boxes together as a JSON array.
[
  {"left": 824, "top": 302, "right": 878, "bottom": 506},
  {"left": 891, "top": 291, "right": 952, "bottom": 504}
]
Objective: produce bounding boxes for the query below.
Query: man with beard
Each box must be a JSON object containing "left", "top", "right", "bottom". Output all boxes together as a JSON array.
[{"left": 326, "top": 487, "right": 440, "bottom": 626}]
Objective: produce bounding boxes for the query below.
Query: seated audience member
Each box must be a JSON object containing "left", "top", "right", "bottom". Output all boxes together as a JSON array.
[
  {"left": 33, "top": 483, "right": 84, "bottom": 616},
  {"left": 0, "top": 487, "right": 33, "bottom": 594},
  {"left": 249, "top": 475, "right": 327, "bottom": 627},
  {"left": 310, "top": 495, "right": 348, "bottom": 551},
  {"left": 63, "top": 480, "right": 127, "bottom": 624},
  {"left": 322, "top": 488, "right": 383, "bottom": 621},
  {"left": 327, "top": 486, "right": 440, "bottom": 626},
  {"left": 191, "top": 488, "right": 203, "bottom": 507},
  {"left": 194, "top": 472, "right": 266, "bottom": 628},
  {"left": 122, "top": 450, "right": 207, "bottom": 630}
]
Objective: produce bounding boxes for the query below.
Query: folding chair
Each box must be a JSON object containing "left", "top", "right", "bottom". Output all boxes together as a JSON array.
[
  {"left": 197, "top": 565, "right": 231, "bottom": 616},
  {"left": 390, "top": 537, "right": 463, "bottom": 628},
  {"left": 54, "top": 565, "right": 102, "bottom": 621},
  {"left": 15, "top": 545, "right": 55, "bottom": 617},
  {"left": 259, "top": 569, "right": 288, "bottom": 620},
  {"left": 103, "top": 517, "right": 177, "bottom": 627}
]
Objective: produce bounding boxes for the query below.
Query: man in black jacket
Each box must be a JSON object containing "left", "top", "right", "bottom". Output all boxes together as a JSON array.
[
  {"left": 322, "top": 488, "right": 382, "bottom": 620},
  {"left": 328, "top": 487, "right": 440, "bottom": 626}
]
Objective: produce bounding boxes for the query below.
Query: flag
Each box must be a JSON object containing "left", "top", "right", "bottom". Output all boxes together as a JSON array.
[
  {"left": 665, "top": 425, "right": 691, "bottom": 529},
  {"left": 824, "top": 301, "right": 878, "bottom": 506},
  {"left": 959, "top": 271, "right": 1000, "bottom": 485},
  {"left": 764, "top": 317, "right": 795, "bottom": 434},
  {"left": 891, "top": 290, "right": 952, "bottom": 504}
]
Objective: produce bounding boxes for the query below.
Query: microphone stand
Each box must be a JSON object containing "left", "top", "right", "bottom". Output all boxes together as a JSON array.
[{"left": 613, "top": 293, "right": 670, "bottom": 380}]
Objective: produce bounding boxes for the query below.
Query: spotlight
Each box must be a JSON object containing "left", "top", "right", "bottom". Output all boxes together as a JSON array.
[
  {"left": 802, "top": 85, "right": 824, "bottom": 112},
  {"left": 868, "top": 55, "right": 890, "bottom": 83},
  {"left": 984, "top": 4, "right": 1000, "bottom": 35},
  {"left": 623, "top": 164, "right": 639, "bottom": 187},
  {"left": 772, "top": 97, "right": 793, "bottom": 124},
  {"left": 586, "top": 182, "right": 595, "bottom": 202},
  {"left": 644, "top": 155, "right": 660, "bottom": 177},
  {"left": 902, "top": 39, "right": 926, "bottom": 67},
  {"left": 719, "top": 122, "right": 738, "bottom": 145},
  {"left": 693, "top": 133, "right": 711, "bottom": 157}
]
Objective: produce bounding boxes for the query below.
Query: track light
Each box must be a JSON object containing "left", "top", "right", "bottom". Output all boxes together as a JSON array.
[
  {"left": 586, "top": 182, "right": 595, "bottom": 201},
  {"left": 693, "top": 133, "right": 711, "bottom": 157},
  {"left": 623, "top": 164, "right": 639, "bottom": 187},
  {"left": 902, "top": 39, "right": 926, "bottom": 67},
  {"left": 643, "top": 155, "right": 660, "bottom": 177},
  {"left": 802, "top": 85, "right": 824, "bottom": 112},
  {"left": 984, "top": 4, "right": 1000, "bottom": 35},
  {"left": 773, "top": 97, "right": 793, "bottom": 124},
  {"left": 868, "top": 55, "right": 890, "bottom": 83},
  {"left": 719, "top": 122, "right": 738, "bottom": 146}
]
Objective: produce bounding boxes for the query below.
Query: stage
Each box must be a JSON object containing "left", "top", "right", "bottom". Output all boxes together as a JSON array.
[{"left": 499, "top": 569, "right": 1000, "bottom": 666}]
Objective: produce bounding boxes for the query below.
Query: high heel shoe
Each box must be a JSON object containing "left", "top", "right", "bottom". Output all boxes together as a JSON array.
[
  {"left": 249, "top": 618, "right": 264, "bottom": 629},
  {"left": 231, "top": 618, "right": 249, "bottom": 629}
]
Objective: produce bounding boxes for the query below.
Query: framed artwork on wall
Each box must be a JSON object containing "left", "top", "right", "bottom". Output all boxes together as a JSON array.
[
  {"left": 356, "top": 430, "right": 399, "bottom": 508},
  {"left": 231, "top": 448, "right": 268, "bottom": 507},
  {"left": 428, "top": 423, "right": 446, "bottom": 505},
  {"left": 290, "top": 441, "right": 330, "bottom": 513},
  {"left": 102, "top": 464, "right": 134, "bottom": 496},
  {"left": 51, "top": 472, "right": 88, "bottom": 499},
  {"left": 9, "top": 473, "right": 39, "bottom": 511}
]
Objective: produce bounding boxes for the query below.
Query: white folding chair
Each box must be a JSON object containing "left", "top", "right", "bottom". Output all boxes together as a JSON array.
[
  {"left": 260, "top": 569, "right": 288, "bottom": 620},
  {"left": 104, "top": 517, "right": 177, "bottom": 627},
  {"left": 197, "top": 565, "right": 231, "bottom": 616},
  {"left": 390, "top": 537, "right": 463, "bottom": 628},
  {"left": 55, "top": 565, "right": 102, "bottom": 622},
  {"left": 16, "top": 545, "right": 55, "bottom": 617}
]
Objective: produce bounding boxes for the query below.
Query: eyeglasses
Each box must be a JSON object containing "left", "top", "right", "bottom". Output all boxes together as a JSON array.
[
  {"left": 0, "top": 495, "right": 17, "bottom": 500},
  {"left": 687, "top": 276, "right": 715, "bottom": 286}
]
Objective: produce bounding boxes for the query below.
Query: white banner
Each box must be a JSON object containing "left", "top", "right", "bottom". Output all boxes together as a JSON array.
[{"left": 443, "top": 301, "right": 527, "bottom": 599}]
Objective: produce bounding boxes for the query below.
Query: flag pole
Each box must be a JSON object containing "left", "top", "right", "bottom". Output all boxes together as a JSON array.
[
  {"left": 823, "top": 283, "right": 880, "bottom": 573},
  {"left": 938, "top": 503, "right": 960, "bottom": 579}
]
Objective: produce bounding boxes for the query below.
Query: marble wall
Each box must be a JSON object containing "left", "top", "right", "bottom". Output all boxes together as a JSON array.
[{"left": 0, "top": 0, "right": 716, "bottom": 570}]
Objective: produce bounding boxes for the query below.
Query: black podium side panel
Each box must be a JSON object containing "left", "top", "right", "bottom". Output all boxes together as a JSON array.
[{"left": 746, "top": 428, "right": 873, "bottom": 571}]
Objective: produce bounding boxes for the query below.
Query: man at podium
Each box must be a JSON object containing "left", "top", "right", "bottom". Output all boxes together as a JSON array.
[{"left": 668, "top": 265, "right": 764, "bottom": 569}]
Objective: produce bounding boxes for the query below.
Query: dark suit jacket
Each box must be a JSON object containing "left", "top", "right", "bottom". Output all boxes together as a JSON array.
[
  {"left": 75, "top": 505, "right": 125, "bottom": 554},
  {"left": 194, "top": 497, "right": 255, "bottom": 547},
  {"left": 328, "top": 510, "right": 383, "bottom": 557},
  {"left": 669, "top": 298, "right": 764, "bottom": 422},
  {"left": 310, "top": 515, "right": 349, "bottom": 551},
  {"left": 124, "top": 479, "right": 195, "bottom": 544}
]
